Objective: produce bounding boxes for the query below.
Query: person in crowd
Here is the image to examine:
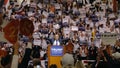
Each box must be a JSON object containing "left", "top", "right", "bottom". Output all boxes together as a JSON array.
[
  {"left": 79, "top": 44, "right": 88, "bottom": 60},
  {"left": 18, "top": 46, "right": 32, "bottom": 68},
  {"left": 78, "top": 31, "right": 87, "bottom": 45},
  {"left": 31, "top": 46, "right": 41, "bottom": 59},
  {"left": 61, "top": 41, "right": 75, "bottom": 68},
  {"left": 41, "top": 37, "right": 48, "bottom": 50},
  {"left": 114, "top": 40, "right": 120, "bottom": 53},
  {"left": 72, "top": 34, "right": 80, "bottom": 53},
  {"left": 40, "top": 48, "right": 46, "bottom": 68},
  {"left": 48, "top": 28, "right": 55, "bottom": 44},
  {"left": 92, "top": 55, "right": 108, "bottom": 68},
  {"left": 0, "top": 42, "right": 13, "bottom": 68},
  {"left": 18, "top": 41, "right": 31, "bottom": 66},
  {"left": 102, "top": 45, "right": 120, "bottom": 68},
  {"left": 88, "top": 43, "right": 98, "bottom": 60},
  {"left": 53, "top": 34, "right": 61, "bottom": 46}
]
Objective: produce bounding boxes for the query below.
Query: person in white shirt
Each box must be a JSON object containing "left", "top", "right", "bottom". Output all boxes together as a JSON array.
[
  {"left": 40, "top": 49, "right": 46, "bottom": 68},
  {"left": 99, "top": 24, "right": 105, "bottom": 33},
  {"left": 33, "top": 38, "right": 41, "bottom": 47},
  {"left": 79, "top": 45, "right": 88, "bottom": 60},
  {"left": 33, "top": 19, "right": 40, "bottom": 32},
  {"left": 105, "top": 23, "right": 111, "bottom": 33},
  {"left": 89, "top": 20, "right": 94, "bottom": 28},
  {"left": 73, "top": 42, "right": 80, "bottom": 53},
  {"left": 63, "top": 27, "right": 71, "bottom": 39},
  {"left": 99, "top": 18, "right": 107, "bottom": 26},
  {"left": 79, "top": 31, "right": 87, "bottom": 45},
  {"left": 41, "top": 38, "right": 48, "bottom": 50},
  {"left": 53, "top": 34, "right": 61, "bottom": 46},
  {"left": 62, "top": 15, "right": 69, "bottom": 25},
  {"left": 99, "top": 9, "right": 105, "bottom": 20}
]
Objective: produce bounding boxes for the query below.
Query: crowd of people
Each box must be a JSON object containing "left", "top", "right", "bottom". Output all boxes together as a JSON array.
[{"left": 0, "top": 0, "right": 120, "bottom": 68}]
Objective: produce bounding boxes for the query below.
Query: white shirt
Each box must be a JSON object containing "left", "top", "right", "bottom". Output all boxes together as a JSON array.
[
  {"left": 49, "top": 32, "right": 54, "bottom": 39},
  {"left": 37, "top": 3, "right": 42, "bottom": 9},
  {"left": 99, "top": 11, "right": 105, "bottom": 20},
  {"left": 73, "top": 43, "right": 80, "bottom": 52},
  {"left": 40, "top": 50, "right": 46, "bottom": 57},
  {"left": 53, "top": 40, "right": 60, "bottom": 46},
  {"left": 80, "top": 47, "right": 87, "bottom": 57},
  {"left": 33, "top": 39, "right": 41, "bottom": 46},
  {"left": 109, "top": 13, "right": 115, "bottom": 19},
  {"left": 110, "top": 20, "right": 114, "bottom": 27},
  {"left": 99, "top": 18, "right": 107, "bottom": 25},
  {"left": 100, "top": 3, "right": 106, "bottom": 12},
  {"left": 55, "top": 3, "right": 61, "bottom": 9},
  {"left": 26, "top": 42, "right": 32, "bottom": 49},
  {"left": 42, "top": 18, "right": 47, "bottom": 24},
  {"left": 79, "top": 8, "right": 86, "bottom": 18},
  {"left": 33, "top": 22, "right": 40, "bottom": 31},
  {"left": 7, "top": 9, "right": 12, "bottom": 18},
  {"left": 62, "top": 18, "right": 69, "bottom": 23},
  {"left": 105, "top": 26, "right": 111, "bottom": 32},
  {"left": 70, "top": 19, "right": 76, "bottom": 26},
  {"left": 42, "top": 11, "right": 48, "bottom": 17},
  {"left": 94, "top": 38, "right": 101, "bottom": 48},
  {"left": 63, "top": 27, "right": 71, "bottom": 38},
  {"left": 79, "top": 36, "right": 86, "bottom": 41},
  {"left": 89, "top": 22, "right": 94, "bottom": 28},
  {"left": 41, "top": 39, "right": 48, "bottom": 49},
  {"left": 79, "top": 31, "right": 87, "bottom": 41},
  {"left": 30, "top": 2, "right": 36, "bottom": 8},
  {"left": 99, "top": 27, "right": 105, "bottom": 33},
  {"left": 27, "top": 12, "right": 34, "bottom": 17},
  {"left": 32, "top": 32, "right": 41, "bottom": 38}
]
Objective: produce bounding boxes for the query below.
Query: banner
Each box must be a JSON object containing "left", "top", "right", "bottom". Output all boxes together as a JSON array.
[
  {"left": 71, "top": 26, "right": 78, "bottom": 31},
  {"left": 20, "top": 18, "right": 34, "bottom": 36},
  {"left": 3, "top": 20, "right": 19, "bottom": 44},
  {"left": 100, "top": 33, "right": 119, "bottom": 45},
  {"left": 51, "top": 46, "right": 63, "bottom": 56}
]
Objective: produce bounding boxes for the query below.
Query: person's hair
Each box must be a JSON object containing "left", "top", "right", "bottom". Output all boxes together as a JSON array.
[
  {"left": 49, "top": 64, "right": 57, "bottom": 68},
  {"left": 65, "top": 41, "right": 74, "bottom": 53}
]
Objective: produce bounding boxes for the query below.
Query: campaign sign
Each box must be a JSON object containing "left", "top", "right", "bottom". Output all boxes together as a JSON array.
[{"left": 51, "top": 46, "right": 63, "bottom": 56}]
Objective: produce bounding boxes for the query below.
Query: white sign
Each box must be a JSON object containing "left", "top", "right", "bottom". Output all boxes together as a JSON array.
[
  {"left": 100, "top": 33, "right": 119, "bottom": 45},
  {"left": 42, "top": 19, "right": 47, "bottom": 23},
  {"left": 28, "top": 12, "right": 34, "bottom": 16},
  {"left": 71, "top": 26, "right": 78, "bottom": 31},
  {"left": 33, "top": 32, "right": 40, "bottom": 38},
  {"left": 33, "top": 40, "right": 41, "bottom": 46}
]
